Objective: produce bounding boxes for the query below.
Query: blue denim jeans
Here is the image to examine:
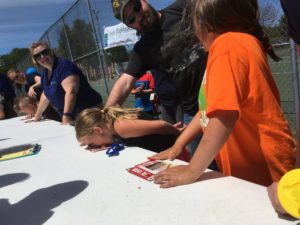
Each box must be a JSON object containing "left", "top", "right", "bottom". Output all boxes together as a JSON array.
[{"left": 184, "top": 113, "right": 201, "bottom": 155}]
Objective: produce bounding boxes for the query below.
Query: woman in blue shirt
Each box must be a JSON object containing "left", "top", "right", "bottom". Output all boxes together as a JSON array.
[{"left": 30, "top": 41, "right": 103, "bottom": 125}]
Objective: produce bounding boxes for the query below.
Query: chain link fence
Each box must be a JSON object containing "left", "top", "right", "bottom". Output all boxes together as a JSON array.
[
  {"left": 16, "top": 0, "right": 299, "bottom": 134},
  {"left": 261, "top": 0, "right": 300, "bottom": 135}
]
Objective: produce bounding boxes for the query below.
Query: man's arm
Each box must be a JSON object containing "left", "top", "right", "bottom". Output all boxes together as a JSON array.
[{"left": 105, "top": 73, "right": 136, "bottom": 107}]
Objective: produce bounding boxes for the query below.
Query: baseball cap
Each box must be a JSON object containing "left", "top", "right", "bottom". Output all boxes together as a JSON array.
[
  {"left": 111, "top": 0, "right": 132, "bottom": 21},
  {"left": 278, "top": 169, "right": 300, "bottom": 219},
  {"left": 26, "top": 67, "right": 38, "bottom": 75}
]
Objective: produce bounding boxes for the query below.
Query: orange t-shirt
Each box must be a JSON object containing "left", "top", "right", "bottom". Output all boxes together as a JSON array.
[{"left": 198, "top": 32, "right": 295, "bottom": 186}]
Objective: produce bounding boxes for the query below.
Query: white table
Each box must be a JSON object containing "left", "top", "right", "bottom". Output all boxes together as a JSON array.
[
  {"left": 0, "top": 117, "right": 74, "bottom": 149},
  {"left": 0, "top": 117, "right": 298, "bottom": 225}
]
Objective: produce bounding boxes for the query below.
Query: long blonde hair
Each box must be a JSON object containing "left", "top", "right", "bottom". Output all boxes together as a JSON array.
[{"left": 75, "top": 106, "right": 140, "bottom": 140}]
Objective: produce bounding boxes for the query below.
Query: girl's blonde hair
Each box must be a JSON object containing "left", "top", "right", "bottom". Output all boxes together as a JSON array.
[
  {"left": 191, "top": 0, "right": 281, "bottom": 61},
  {"left": 75, "top": 106, "right": 140, "bottom": 140}
]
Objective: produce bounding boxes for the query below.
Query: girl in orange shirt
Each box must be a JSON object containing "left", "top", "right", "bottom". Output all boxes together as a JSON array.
[{"left": 152, "top": 0, "right": 295, "bottom": 188}]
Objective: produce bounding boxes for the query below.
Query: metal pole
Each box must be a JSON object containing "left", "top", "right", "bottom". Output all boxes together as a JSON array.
[
  {"left": 86, "top": 0, "right": 110, "bottom": 95},
  {"left": 62, "top": 17, "right": 74, "bottom": 61},
  {"left": 290, "top": 38, "right": 300, "bottom": 136},
  {"left": 45, "top": 32, "right": 51, "bottom": 47}
]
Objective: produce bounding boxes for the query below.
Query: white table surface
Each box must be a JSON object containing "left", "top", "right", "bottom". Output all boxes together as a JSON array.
[
  {"left": 0, "top": 117, "right": 298, "bottom": 225},
  {"left": 0, "top": 117, "right": 74, "bottom": 149}
]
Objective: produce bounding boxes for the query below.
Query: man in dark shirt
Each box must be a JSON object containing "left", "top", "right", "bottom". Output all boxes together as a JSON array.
[
  {"left": 280, "top": 0, "right": 300, "bottom": 54},
  {"left": 107, "top": 0, "right": 207, "bottom": 154}
]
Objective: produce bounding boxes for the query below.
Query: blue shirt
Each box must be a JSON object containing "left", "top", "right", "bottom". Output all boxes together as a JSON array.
[{"left": 41, "top": 57, "right": 102, "bottom": 118}]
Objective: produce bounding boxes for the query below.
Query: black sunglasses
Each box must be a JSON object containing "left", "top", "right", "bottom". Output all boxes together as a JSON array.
[
  {"left": 124, "top": 0, "right": 142, "bottom": 25},
  {"left": 33, "top": 48, "right": 50, "bottom": 60}
]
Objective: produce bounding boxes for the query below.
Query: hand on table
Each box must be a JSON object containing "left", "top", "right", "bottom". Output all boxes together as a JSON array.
[
  {"left": 34, "top": 112, "right": 44, "bottom": 122},
  {"left": 28, "top": 86, "right": 37, "bottom": 97},
  {"left": 21, "top": 114, "right": 35, "bottom": 120},
  {"left": 172, "top": 121, "right": 186, "bottom": 132},
  {"left": 62, "top": 115, "right": 74, "bottom": 125},
  {"left": 149, "top": 145, "right": 184, "bottom": 161},
  {"left": 154, "top": 165, "right": 200, "bottom": 188}
]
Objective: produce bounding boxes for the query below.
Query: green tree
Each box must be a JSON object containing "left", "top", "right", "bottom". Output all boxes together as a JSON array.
[
  {"left": 0, "top": 48, "right": 29, "bottom": 74},
  {"left": 105, "top": 45, "right": 129, "bottom": 63},
  {"left": 57, "top": 19, "right": 99, "bottom": 67},
  {"left": 56, "top": 25, "right": 72, "bottom": 59}
]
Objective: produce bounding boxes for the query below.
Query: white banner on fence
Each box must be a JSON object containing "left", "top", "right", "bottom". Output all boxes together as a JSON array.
[{"left": 103, "top": 23, "right": 138, "bottom": 49}]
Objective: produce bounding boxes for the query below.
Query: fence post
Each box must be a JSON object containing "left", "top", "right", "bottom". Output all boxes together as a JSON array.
[
  {"left": 290, "top": 38, "right": 300, "bottom": 136},
  {"left": 62, "top": 17, "right": 74, "bottom": 61},
  {"left": 86, "top": 0, "right": 110, "bottom": 96}
]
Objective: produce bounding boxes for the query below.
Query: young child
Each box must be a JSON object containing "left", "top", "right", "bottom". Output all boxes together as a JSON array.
[
  {"left": 14, "top": 95, "right": 60, "bottom": 121},
  {"left": 131, "top": 71, "right": 157, "bottom": 118},
  {"left": 14, "top": 95, "right": 37, "bottom": 119},
  {"left": 152, "top": 0, "right": 296, "bottom": 188},
  {"left": 75, "top": 106, "right": 189, "bottom": 160}
]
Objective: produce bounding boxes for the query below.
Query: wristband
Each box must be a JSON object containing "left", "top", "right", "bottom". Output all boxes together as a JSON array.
[{"left": 63, "top": 112, "right": 72, "bottom": 117}]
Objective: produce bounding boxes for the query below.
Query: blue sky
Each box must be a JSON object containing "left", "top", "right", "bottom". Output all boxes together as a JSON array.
[
  {"left": 0, "top": 0, "right": 170, "bottom": 56},
  {"left": 0, "top": 0, "right": 75, "bottom": 55},
  {"left": 0, "top": 0, "right": 280, "bottom": 56}
]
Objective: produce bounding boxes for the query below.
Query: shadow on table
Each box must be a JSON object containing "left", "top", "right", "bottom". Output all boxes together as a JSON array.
[
  {"left": 0, "top": 180, "right": 88, "bottom": 225},
  {"left": 278, "top": 213, "right": 300, "bottom": 222},
  {"left": 0, "top": 173, "right": 30, "bottom": 188}
]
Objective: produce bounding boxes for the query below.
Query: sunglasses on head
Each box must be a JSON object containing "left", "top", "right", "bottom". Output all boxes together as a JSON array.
[
  {"left": 124, "top": 0, "right": 142, "bottom": 25},
  {"left": 33, "top": 48, "right": 50, "bottom": 61}
]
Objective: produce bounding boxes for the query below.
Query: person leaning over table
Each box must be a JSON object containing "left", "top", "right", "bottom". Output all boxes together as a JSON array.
[
  {"left": 108, "top": 0, "right": 208, "bottom": 159},
  {"left": 150, "top": 0, "right": 295, "bottom": 188},
  {"left": 29, "top": 41, "right": 103, "bottom": 125},
  {"left": 267, "top": 0, "right": 300, "bottom": 218},
  {"left": 74, "top": 106, "right": 189, "bottom": 161}
]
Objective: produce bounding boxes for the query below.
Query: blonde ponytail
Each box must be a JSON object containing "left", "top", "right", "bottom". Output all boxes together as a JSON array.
[{"left": 75, "top": 106, "right": 140, "bottom": 140}]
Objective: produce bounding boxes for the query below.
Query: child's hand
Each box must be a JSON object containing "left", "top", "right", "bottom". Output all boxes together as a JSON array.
[
  {"left": 172, "top": 121, "right": 186, "bottom": 132},
  {"left": 28, "top": 86, "right": 37, "bottom": 97},
  {"left": 149, "top": 145, "right": 183, "bottom": 161},
  {"left": 26, "top": 114, "right": 35, "bottom": 119},
  {"left": 154, "top": 165, "right": 200, "bottom": 188}
]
